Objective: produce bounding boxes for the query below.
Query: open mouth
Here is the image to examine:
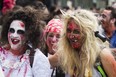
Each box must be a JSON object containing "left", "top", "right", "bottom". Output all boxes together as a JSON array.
[
  {"left": 70, "top": 39, "right": 78, "bottom": 43},
  {"left": 11, "top": 38, "right": 20, "bottom": 44}
]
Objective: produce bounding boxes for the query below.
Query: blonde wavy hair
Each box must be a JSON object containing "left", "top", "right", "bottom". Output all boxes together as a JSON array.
[{"left": 57, "top": 9, "right": 106, "bottom": 77}]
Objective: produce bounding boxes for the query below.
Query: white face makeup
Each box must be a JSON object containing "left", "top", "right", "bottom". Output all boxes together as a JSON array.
[{"left": 8, "top": 20, "right": 26, "bottom": 51}]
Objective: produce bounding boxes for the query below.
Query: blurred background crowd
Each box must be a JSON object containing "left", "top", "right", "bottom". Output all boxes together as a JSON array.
[
  {"left": 0, "top": 0, "right": 116, "bottom": 18},
  {"left": 0, "top": 0, "right": 116, "bottom": 77}
]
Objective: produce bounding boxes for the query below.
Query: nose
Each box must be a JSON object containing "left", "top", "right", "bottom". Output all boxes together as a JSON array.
[
  {"left": 69, "top": 34, "right": 75, "bottom": 39},
  {"left": 11, "top": 31, "right": 19, "bottom": 38},
  {"left": 52, "top": 36, "right": 58, "bottom": 43}
]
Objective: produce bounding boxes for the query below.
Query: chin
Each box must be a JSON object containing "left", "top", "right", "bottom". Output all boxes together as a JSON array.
[
  {"left": 11, "top": 48, "right": 20, "bottom": 51},
  {"left": 11, "top": 46, "right": 21, "bottom": 51},
  {"left": 72, "top": 45, "right": 79, "bottom": 49},
  {"left": 72, "top": 45, "right": 81, "bottom": 51}
]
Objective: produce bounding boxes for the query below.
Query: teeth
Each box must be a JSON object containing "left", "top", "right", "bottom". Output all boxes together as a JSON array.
[
  {"left": 14, "top": 39, "right": 18, "bottom": 42},
  {"left": 74, "top": 40, "right": 77, "bottom": 42},
  {"left": 12, "top": 39, "right": 18, "bottom": 42},
  {"left": 11, "top": 38, "right": 19, "bottom": 43},
  {"left": 70, "top": 39, "right": 78, "bottom": 43}
]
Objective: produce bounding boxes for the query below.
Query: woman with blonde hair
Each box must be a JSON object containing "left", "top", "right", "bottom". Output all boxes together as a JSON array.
[{"left": 57, "top": 9, "right": 116, "bottom": 77}]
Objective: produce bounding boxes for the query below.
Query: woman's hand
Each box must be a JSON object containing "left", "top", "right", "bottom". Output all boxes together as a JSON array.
[{"left": 48, "top": 53, "right": 59, "bottom": 68}]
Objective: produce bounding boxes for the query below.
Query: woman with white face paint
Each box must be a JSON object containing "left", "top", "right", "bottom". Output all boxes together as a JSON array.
[
  {"left": 8, "top": 20, "right": 26, "bottom": 53},
  {"left": 0, "top": 6, "right": 51, "bottom": 77}
]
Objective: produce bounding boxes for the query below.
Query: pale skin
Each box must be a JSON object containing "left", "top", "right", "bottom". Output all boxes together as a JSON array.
[{"left": 8, "top": 20, "right": 26, "bottom": 56}]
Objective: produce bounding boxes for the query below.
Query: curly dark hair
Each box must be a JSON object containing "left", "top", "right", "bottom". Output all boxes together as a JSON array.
[{"left": 1, "top": 6, "right": 44, "bottom": 49}]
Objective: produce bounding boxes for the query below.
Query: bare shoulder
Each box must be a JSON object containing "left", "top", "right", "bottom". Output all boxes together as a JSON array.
[
  {"left": 100, "top": 48, "right": 116, "bottom": 77},
  {"left": 100, "top": 48, "right": 116, "bottom": 58},
  {"left": 100, "top": 48, "right": 112, "bottom": 57}
]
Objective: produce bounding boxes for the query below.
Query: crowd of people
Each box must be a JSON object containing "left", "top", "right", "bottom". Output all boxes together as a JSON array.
[{"left": 0, "top": 0, "right": 116, "bottom": 77}]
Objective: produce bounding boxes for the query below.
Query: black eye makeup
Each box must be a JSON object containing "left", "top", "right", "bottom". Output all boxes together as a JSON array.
[
  {"left": 8, "top": 28, "right": 25, "bottom": 34},
  {"left": 9, "top": 28, "right": 15, "bottom": 33},
  {"left": 67, "top": 28, "right": 80, "bottom": 34},
  {"left": 67, "top": 28, "right": 71, "bottom": 33},
  {"left": 17, "top": 30, "right": 25, "bottom": 34},
  {"left": 73, "top": 29, "right": 80, "bottom": 34}
]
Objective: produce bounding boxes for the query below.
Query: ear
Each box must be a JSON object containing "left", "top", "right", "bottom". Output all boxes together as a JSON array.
[{"left": 110, "top": 18, "right": 116, "bottom": 24}]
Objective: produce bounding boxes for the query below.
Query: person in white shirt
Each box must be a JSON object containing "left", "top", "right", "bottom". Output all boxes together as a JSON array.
[{"left": 0, "top": 6, "right": 51, "bottom": 77}]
